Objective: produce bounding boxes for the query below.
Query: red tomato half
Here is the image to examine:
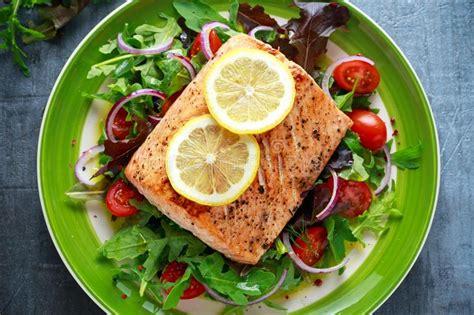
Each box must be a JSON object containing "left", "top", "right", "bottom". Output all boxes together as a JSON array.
[
  {"left": 293, "top": 226, "right": 328, "bottom": 266},
  {"left": 105, "top": 179, "right": 144, "bottom": 217},
  {"left": 348, "top": 109, "right": 387, "bottom": 151},
  {"left": 188, "top": 30, "right": 222, "bottom": 57},
  {"left": 327, "top": 176, "right": 372, "bottom": 218},
  {"left": 161, "top": 261, "right": 205, "bottom": 300},
  {"left": 160, "top": 89, "right": 183, "bottom": 117},
  {"left": 333, "top": 60, "right": 380, "bottom": 94},
  {"left": 112, "top": 108, "right": 132, "bottom": 140}
]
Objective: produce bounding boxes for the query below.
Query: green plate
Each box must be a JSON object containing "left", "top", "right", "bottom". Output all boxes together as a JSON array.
[{"left": 37, "top": 0, "right": 439, "bottom": 314}]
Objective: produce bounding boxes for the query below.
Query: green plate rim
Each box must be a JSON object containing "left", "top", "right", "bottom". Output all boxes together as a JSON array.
[{"left": 37, "top": 1, "right": 440, "bottom": 314}]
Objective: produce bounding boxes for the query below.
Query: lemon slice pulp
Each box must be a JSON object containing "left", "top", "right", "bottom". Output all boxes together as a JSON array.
[
  {"left": 166, "top": 114, "right": 260, "bottom": 206},
  {"left": 204, "top": 48, "right": 296, "bottom": 134}
]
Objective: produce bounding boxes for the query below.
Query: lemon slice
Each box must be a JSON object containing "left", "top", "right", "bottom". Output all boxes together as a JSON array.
[
  {"left": 166, "top": 114, "right": 260, "bottom": 206},
  {"left": 204, "top": 48, "right": 296, "bottom": 134}
]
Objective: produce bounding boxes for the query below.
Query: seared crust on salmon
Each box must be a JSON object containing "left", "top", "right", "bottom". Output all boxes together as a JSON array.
[{"left": 125, "top": 34, "right": 352, "bottom": 265}]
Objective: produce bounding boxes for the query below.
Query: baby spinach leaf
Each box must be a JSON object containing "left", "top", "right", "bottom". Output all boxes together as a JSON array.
[
  {"left": 391, "top": 142, "right": 423, "bottom": 170},
  {"left": 99, "top": 225, "right": 158, "bottom": 260},
  {"left": 173, "top": 0, "right": 227, "bottom": 32},
  {"left": 324, "top": 215, "right": 357, "bottom": 262}
]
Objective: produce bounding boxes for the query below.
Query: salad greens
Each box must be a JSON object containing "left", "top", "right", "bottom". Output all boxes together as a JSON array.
[
  {"left": 1, "top": 0, "right": 107, "bottom": 76},
  {"left": 70, "top": 0, "right": 425, "bottom": 311}
]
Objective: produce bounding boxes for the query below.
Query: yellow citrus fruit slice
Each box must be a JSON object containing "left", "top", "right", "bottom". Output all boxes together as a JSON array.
[
  {"left": 166, "top": 114, "right": 260, "bottom": 206},
  {"left": 204, "top": 48, "right": 295, "bottom": 134}
]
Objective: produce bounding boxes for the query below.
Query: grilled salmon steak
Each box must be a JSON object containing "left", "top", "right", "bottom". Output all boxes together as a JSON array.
[{"left": 125, "top": 34, "right": 352, "bottom": 265}]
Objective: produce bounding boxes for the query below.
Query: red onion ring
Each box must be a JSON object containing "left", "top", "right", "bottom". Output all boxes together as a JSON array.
[
  {"left": 374, "top": 145, "right": 392, "bottom": 195},
  {"left": 203, "top": 269, "right": 288, "bottom": 306},
  {"left": 315, "top": 168, "right": 339, "bottom": 221},
  {"left": 200, "top": 22, "right": 230, "bottom": 60},
  {"left": 248, "top": 26, "right": 274, "bottom": 38},
  {"left": 106, "top": 89, "right": 166, "bottom": 143},
  {"left": 75, "top": 144, "right": 105, "bottom": 186},
  {"left": 322, "top": 56, "right": 375, "bottom": 100},
  {"left": 167, "top": 52, "right": 196, "bottom": 79},
  {"left": 282, "top": 232, "right": 349, "bottom": 273},
  {"left": 148, "top": 115, "right": 162, "bottom": 126},
  {"left": 117, "top": 33, "right": 173, "bottom": 55}
]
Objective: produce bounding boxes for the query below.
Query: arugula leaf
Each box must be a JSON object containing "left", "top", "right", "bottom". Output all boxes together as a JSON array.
[
  {"left": 263, "top": 300, "right": 288, "bottom": 311},
  {"left": 391, "top": 142, "right": 423, "bottom": 170},
  {"left": 228, "top": 0, "right": 239, "bottom": 30},
  {"left": 161, "top": 219, "right": 206, "bottom": 261},
  {"left": 324, "top": 215, "right": 357, "bottom": 262},
  {"left": 142, "top": 239, "right": 168, "bottom": 281},
  {"left": 334, "top": 79, "right": 358, "bottom": 112},
  {"left": 129, "top": 199, "right": 162, "bottom": 218},
  {"left": 339, "top": 153, "right": 369, "bottom": 182},
  {"left": 279, "top": 256, "right": 301, "bottom": 291},
  {"left": 98, "top": 225, "right": 158, "bottom": 260},
  {"left": 64, "top": 181, "right": 106, "bottom": 201},
  {"left": 99, "top": 39, "right": 117, "bottom": 54},
  {"left": 352, "top": 191, "right": 402, "bottom": 241},
  {"left": 163, "top": 267, "right": 192, "bottom": 310},
  {"left": 173, "top": 0, "right": 228, "bottom": 32}
]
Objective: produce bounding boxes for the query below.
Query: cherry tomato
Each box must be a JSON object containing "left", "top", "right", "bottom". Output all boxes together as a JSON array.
[
  {"left": 327, "top": 176, "right": 372, "bottom": 218},
  {"left": 160, "top": 89, "right": 183, "bottom": 117},
  {"left": 105, "top": 179, "right": 144, "bottom": 217},
  {"left": 161, "top": 261, "right": 205, "bottom": 299},
  {"left": 293, "top": 226, "right": 328, "bottom": 266},
  {"left": 111, "top": 108, "right": 132, "bottom": 140},
  {"left": 333, "top": 60, "right": 380, "bottom": 94},
  {"left": 348, "top": 109, "right": 387, "bottom": 151},
  {"left": 188, "top": 30, "right": 222, "bottom": 57}
]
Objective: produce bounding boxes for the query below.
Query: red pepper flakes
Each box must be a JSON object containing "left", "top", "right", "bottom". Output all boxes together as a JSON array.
[
  {"left": 390, "top": 117, "right": 396, "bottom": 125},
  {"left": 392, "top": 129, "right": 399, "bottom": 137},
  {"left": 137, "top": 265, "right": 144, "bottom": 271},
  {"left": 68, "top": 163, "right": 73, "bottom": 169},
  {"left": 121, "top": 293, "right": 128, "bottom": 299},
  {"left": 71, "top": 139, "right": 77, "bottom": 146},
  {"left": 285, "top": 295, "right": 289, "bottom": 300},
  {"left": 314, "top": 279, "right": 323, "bottom": 287}
]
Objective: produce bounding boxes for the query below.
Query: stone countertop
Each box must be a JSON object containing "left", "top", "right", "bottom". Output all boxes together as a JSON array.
[{"left": 0, "top": 0, "right": 472, "bottom": 314}]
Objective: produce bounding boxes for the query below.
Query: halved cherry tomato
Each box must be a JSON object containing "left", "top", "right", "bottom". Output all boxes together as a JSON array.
[
  {"left": 293, "top": 226, "right": 328, "bottom": 266},
  {"left": 327, "top": 176, "right": 372, "bottom": 218},
  {"left": 105, "top": 179, "right": 144, "bottom": 217},
  {"left": 161, "top": 261, "right": 205, "bottom": 299},
  {"left": 348, "top": 109, "right": 387, "bottom": 151},
  {"left": 333, "top": 60, "right": 380, "bottom": 94},
  {"left": 160, "top": 89, "right": 183, "bottom": 117},
  {"left": 111, "top": 108, "right": 132, "bottom": 140},
  {"left": 188, "top": 30, "right": 222, "bottom": 57}
]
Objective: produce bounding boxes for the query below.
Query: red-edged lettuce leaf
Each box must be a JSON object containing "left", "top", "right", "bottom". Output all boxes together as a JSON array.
[
  {"left": 92, "top": 120, "right": 153, "bottom": 178},
  {"left": 237, "top": 3, "right": 279, "bottom": 32},
  {"left": 284, "top": 1, "right": 350, "bottom": 71}
]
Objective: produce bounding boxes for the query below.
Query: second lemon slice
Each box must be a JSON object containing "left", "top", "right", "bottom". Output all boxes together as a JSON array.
[
  {"left": 204, "top": 48, "right": 296, "bottom": 134},
  {"left": 166, "top": 114, "right": 260, "bottom": 206}
]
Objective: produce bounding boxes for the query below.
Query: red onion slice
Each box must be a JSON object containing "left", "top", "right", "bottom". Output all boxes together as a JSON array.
[
  {"left": 75, "top": 144, "right": 105, "bottom": 186},
  {"left": 322, "top": 56, "right": 375, "bottom": 100},
  {"left": 248, "top": 26, "right": 274, "bottom": 38},
  {"left": 167, "top": 52, "right": 196, "bottom": 79},
  {"left": 148, "top": 115, "right": 162, "bottom": 126},
  {"left": 117, "top": 33, "right": 173, "bottom": 55},
  {"left": 106, "top": 89, "right": 166, "bottom": 143},
  {"left": 374, "top": 145, "right": 392, "bottom": 195},
  {"left": 282, "top": 232, "right": 349, "bottom": 273},
  {"left": 200, "top": 22, "right": 230, "bottom": 60},
  {"left": 203, "top": 269, "right": 288, "bottom": 306},
  {"left": 315, "top": 167, "right": 339, "bottom": 221}
]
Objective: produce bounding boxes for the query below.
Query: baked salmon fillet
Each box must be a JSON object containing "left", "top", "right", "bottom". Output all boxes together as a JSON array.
[{"left": 125, "top": 34, "right": 352, "bottom": 265}]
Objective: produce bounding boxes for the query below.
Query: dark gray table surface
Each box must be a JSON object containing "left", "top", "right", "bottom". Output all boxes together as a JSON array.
[{"left": 1, "top": 0, "right": 472, "bottom": 314}]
